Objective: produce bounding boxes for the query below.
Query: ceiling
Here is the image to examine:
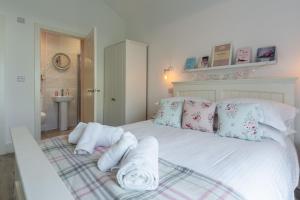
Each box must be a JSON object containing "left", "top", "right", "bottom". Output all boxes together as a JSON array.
[{"left": 103, "top": 0, "right": 222, "bottom": 28}]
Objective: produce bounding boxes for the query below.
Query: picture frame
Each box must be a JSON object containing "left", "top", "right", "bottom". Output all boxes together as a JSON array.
[
  {"left": 211, "top": 43, "right": 233, "bottom": 67},
  {"left": 256, "top": 46, "right": 276, "bottom": 62},
  {"left": 235, "top": 47, "right": 252, "bottom": 64},
  {"left": 199, "top": 56, "right": 209, "bottom": 68},
  {"left": 184, "top": 57, "right": 198, "bottom": 70}
]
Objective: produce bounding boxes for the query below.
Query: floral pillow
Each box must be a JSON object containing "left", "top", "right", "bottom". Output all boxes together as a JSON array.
[
  {"left": 182, "top": 100, "right": 216, "bottom": 132},
  {"left": 154, "top": 100, "right": 184, "bottom": 128},
  {"left": 217, "top": 103, "right": 264, "bottom": 141}
]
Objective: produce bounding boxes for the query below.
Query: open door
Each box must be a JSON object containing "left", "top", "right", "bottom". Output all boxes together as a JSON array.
[{"left": 81, "top": 29, "right": 96, "bottom": 123}]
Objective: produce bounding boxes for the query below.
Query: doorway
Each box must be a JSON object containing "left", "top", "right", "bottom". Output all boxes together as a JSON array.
[{"left": 35, "top": 25, "right": 97, "bottom": 140}]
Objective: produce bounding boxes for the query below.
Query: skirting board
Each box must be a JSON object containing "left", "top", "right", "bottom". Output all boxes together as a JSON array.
[{"left": 5, "top": 143, "right": 14, "bottom": 154}]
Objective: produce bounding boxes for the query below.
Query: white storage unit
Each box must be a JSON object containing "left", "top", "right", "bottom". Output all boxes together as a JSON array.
[{"left": 104, "top": 40, "right": 148, "bottom": 126}]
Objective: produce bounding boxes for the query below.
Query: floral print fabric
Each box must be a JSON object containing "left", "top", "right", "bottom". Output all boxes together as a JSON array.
[
  {"left": 217, "top": 103, "right": 264, "bottom": 141},
  {"left": 154, "top": 100, "right": 184, "bottom": 128},
  {"left": 182, "top": 100, "right": 216, "bottom": 132}
]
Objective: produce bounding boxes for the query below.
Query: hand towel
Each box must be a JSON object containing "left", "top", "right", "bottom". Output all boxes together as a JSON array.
[
  {"left": 116, "top": 136, "right": 159, "bottom": 191},
  {"left": 68, "top": 122, "right": 87, "bottom": 144},
  {"left": 97, "top": 132, "right": 138, "bottom": 172},
  {"left": 74, "top": 123, "right": 123, "bottom": 155}
]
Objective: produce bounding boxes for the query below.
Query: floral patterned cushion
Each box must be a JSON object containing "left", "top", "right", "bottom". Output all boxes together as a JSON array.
[
  {"left": 217, "top": 103, "right": 264, "bottom": 141},
  {"left": 182, "top": 100, "right": 216, "bottom": 132},
  {"left": 154, "top": 100, "right": 184, "bottom": 128}
]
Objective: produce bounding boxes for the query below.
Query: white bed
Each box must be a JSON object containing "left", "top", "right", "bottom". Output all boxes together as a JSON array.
[
  {"left": 122, "top": 120, "right": 299, "bottom": 200},
  {"left": 11, "top": 77, "right": 299, "bottom": 200}
]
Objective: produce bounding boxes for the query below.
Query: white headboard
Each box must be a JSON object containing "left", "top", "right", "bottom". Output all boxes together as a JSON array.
[{"left": 173, "top": 78, "right": 297, "bottom": 106}]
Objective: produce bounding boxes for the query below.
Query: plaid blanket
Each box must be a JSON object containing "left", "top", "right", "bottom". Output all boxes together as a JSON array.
[{"left": 40, "top": 136, "right": 245, "bottom": 200}]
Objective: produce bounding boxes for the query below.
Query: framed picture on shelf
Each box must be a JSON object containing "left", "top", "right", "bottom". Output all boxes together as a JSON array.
[
  {"left": 199, "top": 56, "right": 209, "bottom": 68},
  {"left": 184, "top": 57, "right": 198, "bottom": 70},
  {"left": 211, "top": 43, "right": 233, "bottom": 67},
  {"left": 256, "top": 46, "right": 276, "bottom": 62},
  {"left": 235, "top": 47, "right": 252, "bottom": 64}
]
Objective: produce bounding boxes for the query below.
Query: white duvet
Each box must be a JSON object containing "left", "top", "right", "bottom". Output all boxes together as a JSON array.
[{"left": 122, "top": 120, "right": 299, "bottom": 200}]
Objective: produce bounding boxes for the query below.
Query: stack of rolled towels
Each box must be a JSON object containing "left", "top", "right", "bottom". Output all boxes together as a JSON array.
[{"left": 68, "top": 122, "right": 159, "bottom": 191}]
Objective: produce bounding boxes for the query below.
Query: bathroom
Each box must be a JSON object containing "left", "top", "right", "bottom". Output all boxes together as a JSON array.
[{"left": 40, "top": 30, "right": 81, "bottom": 136}]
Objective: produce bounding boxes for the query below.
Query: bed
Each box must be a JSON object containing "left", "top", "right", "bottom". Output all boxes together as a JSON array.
[{"left": 11, "top": 78, "right": 299, "bottom": 200}]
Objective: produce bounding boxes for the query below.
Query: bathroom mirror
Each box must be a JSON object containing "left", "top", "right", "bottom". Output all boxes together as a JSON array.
[{"left": 52, "top": 53, "right": 71, "bottom": 71}]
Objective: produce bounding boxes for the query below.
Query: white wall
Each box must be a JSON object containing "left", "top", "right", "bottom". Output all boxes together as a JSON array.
[
  {"left": 0, "top": 0, "right": 126, "bottom": 154},
  {"left": 126, "top": 0, "right": 300, "bottom": 146},
  {"left": 0, "top": 15, "right": 6, "bottom": 154}
]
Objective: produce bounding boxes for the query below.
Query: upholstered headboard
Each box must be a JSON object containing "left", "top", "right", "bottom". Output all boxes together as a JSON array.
[{"left": 173, "top": 78, "right": 297, "bottom": 106}]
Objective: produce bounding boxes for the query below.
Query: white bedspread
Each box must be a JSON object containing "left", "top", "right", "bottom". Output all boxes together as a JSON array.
[{"left": 122, "top": 120, "right": 299, "bottom": 200}]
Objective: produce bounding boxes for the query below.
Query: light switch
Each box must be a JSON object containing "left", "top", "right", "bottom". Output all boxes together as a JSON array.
[
  {"left": 16, "top": 75, "right": 25, "bottom": 83},
  {"left": 17, "top": 17, "right": 25, "bottom": 24}
]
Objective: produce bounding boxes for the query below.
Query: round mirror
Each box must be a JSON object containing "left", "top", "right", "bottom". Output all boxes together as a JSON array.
[{"left": 52, "top": 53, "right": 71, "bottom": 71}]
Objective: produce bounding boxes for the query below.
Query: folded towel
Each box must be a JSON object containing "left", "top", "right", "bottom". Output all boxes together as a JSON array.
[
  {"left": 68, "top": 122, "right": 87, "bottom": 144},
  {"left": 97, "top": 132, "right": 138, "bottom": 172},
  {"left": 74, "top": 123, "right": 123, "bottom": 155},
  {"left": 116, "top": 136, "right": 159, "bottom": 191}
]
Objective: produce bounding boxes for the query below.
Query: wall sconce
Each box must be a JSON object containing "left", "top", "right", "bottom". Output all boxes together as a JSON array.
[{"left": 163, "top": 66, "right": 173, "bottom": 80}]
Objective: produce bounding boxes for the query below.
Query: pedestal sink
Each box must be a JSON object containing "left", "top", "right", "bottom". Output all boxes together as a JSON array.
[{"left": 53, "top": 96, "right": 74, "bottom": 131}]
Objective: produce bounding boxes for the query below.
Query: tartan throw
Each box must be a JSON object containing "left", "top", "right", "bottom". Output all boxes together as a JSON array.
[{"left": 40, "top": 136, "right": 245, "bottom": 200}]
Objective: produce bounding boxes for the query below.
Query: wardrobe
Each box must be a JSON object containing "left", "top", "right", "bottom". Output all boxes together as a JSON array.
[{"left": 104, "top": 40, "right": 148, "bottom": 126}]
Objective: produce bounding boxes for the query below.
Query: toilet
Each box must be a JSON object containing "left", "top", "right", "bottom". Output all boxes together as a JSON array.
[
  {"left": 40, "top": 96, "right": 47, "bottom": 130},
  {"left": 41, "top": 112, "right": 46, "bottom": 124}
]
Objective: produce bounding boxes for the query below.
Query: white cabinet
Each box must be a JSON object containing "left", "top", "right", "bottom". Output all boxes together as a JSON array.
[{"left": 104, "top": 40, "right": 147, "bottom": 126}]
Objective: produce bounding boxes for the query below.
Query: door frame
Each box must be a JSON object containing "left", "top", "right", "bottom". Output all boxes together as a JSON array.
[{"left": 34, "top": 23, "right": 97, "bottom": 140}]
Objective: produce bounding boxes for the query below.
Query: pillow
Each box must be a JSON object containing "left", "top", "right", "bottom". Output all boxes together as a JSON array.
[
  {"left": 217, "top": 103, "right": 264, "bottom": 141},
  {"left": 154, "top": 100, "right": 183, "bottom": 128},
  {"left": 261, "top": 125, "right": 287, "bottom": 147},
  {"left": 284, "top": 119, "right": 297, "bottom": 135},
  {"left": 219, "top": 98, "right": 298, "bottom": 133},
  {"left": 182, "top": 100, "right": 216, "bottom": 132}
]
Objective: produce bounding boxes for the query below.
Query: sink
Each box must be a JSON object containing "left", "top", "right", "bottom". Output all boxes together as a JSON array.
[
  {"left": 53, "top": 96, "right": 74, "bottom": 103},
  {"left": 52, "top": 96, "right": 74, "bottom": 131}
]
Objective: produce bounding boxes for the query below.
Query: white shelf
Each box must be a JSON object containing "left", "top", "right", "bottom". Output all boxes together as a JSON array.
[{"left": 183, "top": 60, "right": 277, "bottom": 73}]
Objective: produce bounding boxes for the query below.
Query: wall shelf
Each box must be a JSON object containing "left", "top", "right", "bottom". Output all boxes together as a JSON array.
[{"left": 183, "top": 60, "right": 277, "bottom": 73}]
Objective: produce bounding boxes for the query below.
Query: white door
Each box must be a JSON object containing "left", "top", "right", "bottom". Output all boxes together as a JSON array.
[
  {"left": 81, "top": 29, "right": 96, "bottom": 123},
  {"left": 104, "top": 42, "right": 125, "bottom": 126}
]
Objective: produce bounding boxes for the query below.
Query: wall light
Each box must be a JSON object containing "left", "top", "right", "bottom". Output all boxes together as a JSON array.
[{"left": 163, "top": 66, "right": 173, "bottom": 80}]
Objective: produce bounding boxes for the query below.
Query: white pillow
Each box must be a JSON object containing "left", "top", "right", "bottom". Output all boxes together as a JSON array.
[
  {"left": 261, "top": 125, "right": 287, "bottom": 147},
  {"left": 284, "top": 119, "right": 297, "bottom": 135},
  {"left": 219, "top": 98, "right": 298, "bottom": 133}
]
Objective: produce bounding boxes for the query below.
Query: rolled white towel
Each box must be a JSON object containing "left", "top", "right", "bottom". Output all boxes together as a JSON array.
[
  {"left": 97, "top": 132, "right": 138, "bottom": 172},
  {"left": 74, "top": 123, "right": 123, "bottom": 155},
  {"left": 116, "top": 136, "right": 159, "bottom": 191},
  {"left": 97, "top": 125, "right": 124, "bottom": 147},
  {"left": 68, "top": 122, "right": 87, "bottom": 144}
]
